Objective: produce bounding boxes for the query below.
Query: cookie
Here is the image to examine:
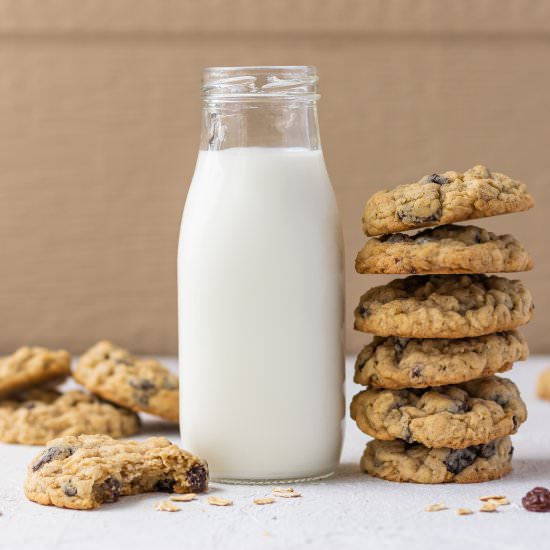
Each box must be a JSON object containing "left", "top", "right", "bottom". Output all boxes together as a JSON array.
[
  {"left": 24, "top": 434, "right": 208, "bottom": 509},
  {"left": 362, "top": 165, "right": 534, "bottom": 236},
  {"left": 0, "top": 389, "right": 140, "bottom": 445},
  {"left": 350, "top": 376, "right": 526, "bottom": 449},
  {"left": 74, "top": 341, "right": 179, "bottom": 422},
  {"left": 361, "top": 436, "right": 513, "bottom": 483},
  {"left": 536, "top": 368, "right": 550, "bottom": 401},
  {"left": 0, "top": 347, "right": 71, "bottom": 398},
  {"left": 355, "top": 225, "right": 533, "bottom": 275},
  {"left": 354, "top": 274, "right": 533, "bottom": 339},
  {"left": 354, "top": 331, "right": 528, "bottom": 389}
]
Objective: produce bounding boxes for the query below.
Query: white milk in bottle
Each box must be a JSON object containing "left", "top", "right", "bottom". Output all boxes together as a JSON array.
[{"left": 178, "top": 67, "right": 345, "bottom": 482}]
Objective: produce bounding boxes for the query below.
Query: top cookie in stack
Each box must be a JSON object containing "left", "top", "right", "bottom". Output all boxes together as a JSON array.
[{"left": 351, "top": 165, "right": 534, "bottom": 484}]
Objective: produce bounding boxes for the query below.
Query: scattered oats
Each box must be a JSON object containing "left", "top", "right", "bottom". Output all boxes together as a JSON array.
[
  {"left": 155, "top": 500, "right": 181, "bottom": 512},
  {"left": 456, "top": 508, "right": 474, "bottom": 515},
  {"left": 480, "top": 503, "right": 498, "bottom": 513},
  {"left": 170, "top": 493, "right": 197, "bottom": 502},
  {"left": 480, "top": 495, "right": 506, "bottom": 502},
  {"left": 254, "top": 498, "right": 275, "bottom": 505},
  {"left": 208, "top": 496, "right": 233, "bottom": 507},
  {"left": 273, "top": 491, "right": 301, "bottom": 498},
  {"left": 272, "top": 487, "right": 295, "bottom": 493},
  {"left": 425, "top": 504, "right": 447, "bottom": 512},
  {"left": 486, "top": 497, "right": 510, "bottom": 506}
]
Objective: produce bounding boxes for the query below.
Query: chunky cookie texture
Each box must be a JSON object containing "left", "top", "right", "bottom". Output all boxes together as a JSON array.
[
  {"left": 350, "top": 376, "right": 526, "bottom": 449},
  {"left": 0, "top": 347, "right": 71, "bottom": 398},
  {"left": 362, "top": 165, "right": 534, "bottom": 236},
  {"left": 356, "top": 225, "right": 533, "bottom": 275},
  {"left": 74, "top": 341, "right": 179, "bottom": 422},
  {"left": 24, "top": 434, "right": 208, "bottom": 509},
  {"left": 361, "top": 436, "right": 513, "bottom": 483},
  {"left": 354, "top": 274, "right": 533, "bottom": 339},
  {"left": 0, "top": 389, "right": 140, "bottom": 445},
  {"left": 536, "top": 368, "right": 550, "bottom": 402},
  {"left": 354, "top": 331, "right": 528, "bottom": 389}
]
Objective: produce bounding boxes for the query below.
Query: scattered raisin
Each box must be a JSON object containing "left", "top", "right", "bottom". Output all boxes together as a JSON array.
[{"left": 522, "top": 487, "right": 550, "bottom": 512}]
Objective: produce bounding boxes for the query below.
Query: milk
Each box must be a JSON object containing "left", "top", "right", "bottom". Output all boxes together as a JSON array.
[{"left": 178, "top": 146, "right": 345, "bottom": 481}]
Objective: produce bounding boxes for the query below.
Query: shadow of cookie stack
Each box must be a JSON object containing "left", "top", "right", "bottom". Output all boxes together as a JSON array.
[{"left": 350, "top": 165, "right": 535, "bottom": 483}]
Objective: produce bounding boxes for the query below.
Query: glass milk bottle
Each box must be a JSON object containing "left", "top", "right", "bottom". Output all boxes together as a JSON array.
[{"left": 178, "top": 66, "right": 345, "bottom": 482}]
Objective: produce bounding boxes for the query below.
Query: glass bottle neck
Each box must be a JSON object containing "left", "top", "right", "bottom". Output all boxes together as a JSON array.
[{"left": 200, "top": 99, "right": 321, "bottom": 151}]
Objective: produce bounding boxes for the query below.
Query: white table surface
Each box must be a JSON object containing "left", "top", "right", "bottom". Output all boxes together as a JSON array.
[{"left": 2, "top": 356, "right": 550, "bottom": 550}]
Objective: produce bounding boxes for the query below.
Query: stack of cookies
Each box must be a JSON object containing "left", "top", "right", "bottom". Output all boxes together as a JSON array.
[
  {"left": 350, "top": 165, "right": 535, "bottom": 483},
  {"left": 0, "top": 341, "right": 179, "bottom": 445}
]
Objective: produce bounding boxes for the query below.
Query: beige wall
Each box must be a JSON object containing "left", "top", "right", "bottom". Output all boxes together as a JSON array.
[{"left": 0, "top": 0, "right": 548, "bottom": 354}]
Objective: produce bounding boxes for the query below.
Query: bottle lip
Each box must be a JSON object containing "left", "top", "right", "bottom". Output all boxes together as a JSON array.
[{"left": 202, "top": 66, "right": 319, "bottom": 101}]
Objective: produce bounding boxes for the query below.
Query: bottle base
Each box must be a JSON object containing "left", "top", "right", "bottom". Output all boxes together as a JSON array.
[{"left": 211, "top": 470, "right": 335, "bottom": 485}]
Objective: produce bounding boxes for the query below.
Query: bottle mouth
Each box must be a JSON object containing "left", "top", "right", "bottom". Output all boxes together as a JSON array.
[{"left": 202, "top": 66, "right": 319, "bottom": 101}]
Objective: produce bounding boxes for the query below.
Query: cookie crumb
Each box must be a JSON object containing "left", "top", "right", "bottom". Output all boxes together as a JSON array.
[
  {"left": 480, "top": 503, "right": 498, "bottom": 513},
  {"left": 254, "top": 498, "right": 275, "bottom": 505},
  {"left": 208, "top": 496, "right": 233, "bottom": 506},
  {"left": 479, "top": 495, "right": 506, "bottom": 502},
  {"left": 456, "top": 508, "right": 473, "bottom": 515},
  {"left": 155, "top": 500, "right": 181, "bottom": 512},
  {"left": 170, "top": 493, "right": 196, "bottom": 502},
  {"left": 425, "top": 504, "right": 447, "bottom": 512}
]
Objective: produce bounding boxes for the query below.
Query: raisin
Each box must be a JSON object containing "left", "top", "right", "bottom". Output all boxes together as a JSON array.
[
  {"left": 32, "top": 446, "right": 75, "bottom": 471},
  {"left": 358, "top": 305, "right": 370, "bottom": 317},
  {"left": 411, "top": 365, "right": 423, "bottom": 378},
  {"left": 522, "top": 487, "right": 550, "bottom": 512},
  {"left": 444, "top": 447, "right": 478, "bottom": 475},
  {"left": 95, "top": 477, "right": 122, "bottom": 503},
  {"left": 154, "top": 478, "right": 176, "bottom": 493},
  {"left": 421, "top": 173, "right": 448, "bottom": 185},
  {"left": 129, "top": 378, "right": 156, "bottom": 391},
  {"left": 186, "top": 464, "right": 208, "bottom": 492},
  {"left": 63, "top": 483, "right": 78, "bottom": 497},
  {"left": 393, "top": 338, "right": 408, "bottom": 362},
  {"left": 479, "top": 441, "right": 497, "bottom": 459}
]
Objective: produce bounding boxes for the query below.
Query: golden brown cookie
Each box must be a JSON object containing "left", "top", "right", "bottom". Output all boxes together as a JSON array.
[
  {"left": 361, "top": 436, "right": 513, "bottom": 484},
  {"left": 74, "top": 341, "right": 179, "bottom": 422},
  {"left": 0, "top": 389, "right": 140, "bottom": 445},
  {"left": 354, "top": 274, "right": 533, "bottom": 339},
  {"left": 354, "top": 331, "right": 528, "bottom": 389},
  {"left": 350, "top": 376, "right": 526, "bottom": 449},
  {"left": 362, "top": 165, "right": 534, "bottom": 236},
  {"left": 0, "top": 347, "right": 71, "bottom": 398},
  {"left": 24, "top": 434, "right": 208, "bottom": 509},
  {"left": 356, "top": 225, "right": 533, "bottom": 275}
]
